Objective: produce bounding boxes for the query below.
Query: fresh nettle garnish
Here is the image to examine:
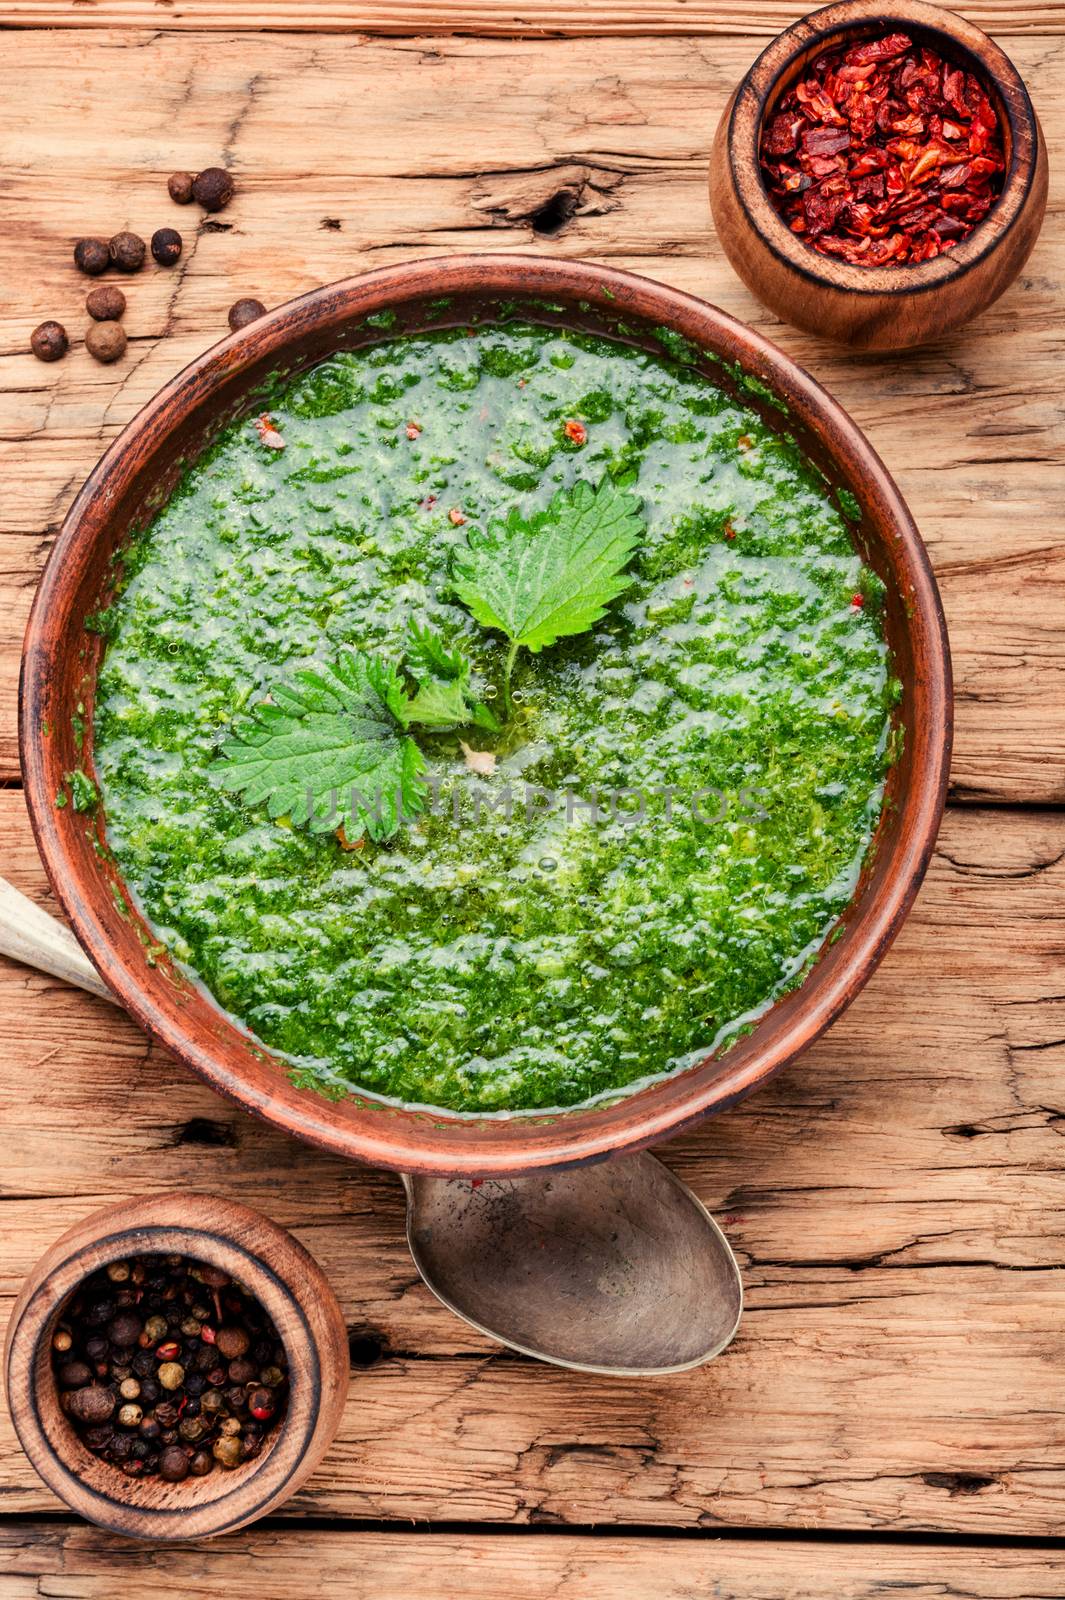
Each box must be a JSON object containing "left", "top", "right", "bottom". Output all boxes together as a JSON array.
[
  {"left": 216, "top": 649, "right": 426, "bottom": 842},
  {"left": 216, "top": 477, "right": 643, "bottom": 842},
  {"left": 405, "top": 621, "right": 499, "bottom": 732},
  {"left": 452, "top": 476, "right": 643, "bottom": 712}
]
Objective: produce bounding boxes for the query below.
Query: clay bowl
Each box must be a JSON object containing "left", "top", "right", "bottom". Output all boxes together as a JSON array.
[
  {"left": 20, "top": 253, "right": 952, "bottom": 1176},
  {"left": 709, "top": 0, "right": 1048, "bottom": 351},
  {"left": 3, "top": 1193, "right": 348, "bottom": 1540}
]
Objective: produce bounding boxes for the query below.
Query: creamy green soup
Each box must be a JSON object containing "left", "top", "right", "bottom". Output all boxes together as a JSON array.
[{"left": 89, "top": 320, "right": 895, "bottom": 1114}]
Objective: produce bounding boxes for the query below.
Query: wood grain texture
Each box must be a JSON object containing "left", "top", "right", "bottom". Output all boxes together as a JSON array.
[
  {"left": 1, "top": 1524, "right": 1063, "bottom": 1600},
  {"left": 0, "top": 790, "right": 1062, "bottom": 1534},
  {"left": 0, "top": 30, "right": 1061, "bottom": 802},
  {"left": 3, "top": 0, "right": 1065, "bottom": 36}
]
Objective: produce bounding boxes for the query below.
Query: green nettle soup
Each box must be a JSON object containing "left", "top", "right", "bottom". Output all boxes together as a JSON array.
[{"left": 88, "top": 320, "right": 897, "bottom": 1115}]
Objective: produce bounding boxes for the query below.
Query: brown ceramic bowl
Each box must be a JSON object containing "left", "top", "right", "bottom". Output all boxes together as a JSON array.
[
  {"left": 3, "top": 1194, "right": 348, "bottom": 1540},
  {"left": 20, "top": 254, "right": 952, "bottom": 1176},
  {"left": 709, "top": 0, "right": 1048, "bottom": 350}
]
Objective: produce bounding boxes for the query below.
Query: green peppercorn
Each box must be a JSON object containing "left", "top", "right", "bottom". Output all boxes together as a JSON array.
[
  {"left": 180, "top": 1317, "right": 202, "bottom": 1338},
  {"left": 213, "top": 1435, "right": 243, "bottom": 1469},
  {"left": 220, "top": 1416, "right": 242, "bottom": 1438},
  {"left": 179, "top": 1415, "right": 207, "bottom": 1443},
  {"left": 200, "top": 1388, "right": 224, "bottom": 1415},
  {"left": 144, "top": 1315, "right": 168, "bottom": 1343},
  {"left": 260, "top": 1365, "right": 285, "bottom": 1388}
]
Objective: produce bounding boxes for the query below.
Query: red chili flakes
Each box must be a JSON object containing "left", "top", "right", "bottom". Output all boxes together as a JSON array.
[
  {"left": 737, "top": 434, "right": 754, "bottom": 452},
  {"left": 405, "top": 421, "right": 422, "bottom": 440},
  {"left": 759, "top": 33, "right": 1006, "bottom": 266},
  {"left": 448, "top": 506, "right": 466, "bottom": 526},
  {"left": 851, "top": 592, "right": 865, "bottom": 608},
  {"left": 724, "top": 521, "right": 737, "bottom": 540},
  {"left": 255, "top": 413, "right": 285, "bottom": 450},
  {"left": 421, "top": 493, "right": 437, "bottom": 512},
  {"left": 563, "top": 418, "right": 588, "bottom": 446}
]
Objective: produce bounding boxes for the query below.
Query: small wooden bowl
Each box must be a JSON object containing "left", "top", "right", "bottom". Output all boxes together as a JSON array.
[
  {"left": 709, "top": 0, "right": 1048, "bottom": 350},
  {"left": 3, "top": 1194, "right": 348, "bottom": 1541}
]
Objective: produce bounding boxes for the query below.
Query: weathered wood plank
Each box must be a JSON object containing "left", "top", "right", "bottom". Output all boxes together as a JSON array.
[
  {"left": 0, "top": 32, "right": 1062, "bottom": 801},
  {"left": 3, "top": 1, "right": 1064, "bottom": 36},
  {"left": 0, "top": 792, "right": 1063, "bottom": 1532},
  {"left": 1, "top": 1524, "right": 1062, "bottom": 1600}
]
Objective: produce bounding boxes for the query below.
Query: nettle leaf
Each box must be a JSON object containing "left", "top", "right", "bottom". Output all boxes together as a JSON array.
[
  {"left": 451, "top": 477, "right": 643, "bottom": 654},
  {"left": 215, "top": 649, "right": 425, "bottom": 842},
  {"left": 405, "top": 623, "right": 500, "bottom": 732}
]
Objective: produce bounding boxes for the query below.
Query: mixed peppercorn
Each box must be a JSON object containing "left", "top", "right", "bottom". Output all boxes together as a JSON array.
[
  {"left": 51, "top": 1253, "right": 289, "bottom": 1482},
  {"left": 759, "top": 32, "right": 1006, "bottom": 266}
]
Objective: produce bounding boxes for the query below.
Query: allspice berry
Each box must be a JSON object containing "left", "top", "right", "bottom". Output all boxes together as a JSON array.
[
  {"left": 192, "top": 166, "right": 234, "bottom": 212},
  {"left": 68, "top": 1386, "right": 116, "bottom": 1425},
  {"left": 30, "top": 321, "right": 69, "bottom": 362},
  {"left": 228, "top": 298, "right": 266, "bottom": 333},
  {"left": 215, "top": 1326, "right": 250, "bottom": 1361},
  {"left": 159, "top": 1444, "right": 190, "bottom": 1482},
  {"left": 73, "top": 238, "right": 109, "bottom": 276},
  {"left": 86, "top": 285, "right": 126, "bottom": 322},
  {"left": 168, "top": 171, "right": 195, "bottom": 205},
  {"left": 85, "top": 322, "right": 127, "bottom": 364},
  {"left": 151, "top": 227, "right": 183, "bottom": 267},
  {"left": 108, "top": 231, "right": 146, "bottom": 273}
]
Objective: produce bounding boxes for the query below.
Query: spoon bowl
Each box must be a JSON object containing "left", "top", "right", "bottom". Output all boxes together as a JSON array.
[{"left": 404, "top": 1152, "right": 743, "bottom": 1375}]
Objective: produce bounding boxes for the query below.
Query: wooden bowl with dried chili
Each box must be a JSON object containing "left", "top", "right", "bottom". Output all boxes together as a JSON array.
[{"left": 709, "top": 0, "right": 1048, "bottom": 350}]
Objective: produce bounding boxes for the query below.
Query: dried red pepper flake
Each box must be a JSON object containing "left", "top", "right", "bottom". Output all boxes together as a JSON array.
[
  {"left": 254, "top": 413, "right": 285, "bottom": 450},
  {"left": 405, "top": 421, "right": 422, "bottom": 439},
  {"left": 851, "top": 592, "right": 865, "bottom": 609},
  {"left": 448, "top": 506, "right": 466, "bottom": 526},
  {"left": 563, "top": 418, "right": 588, "bottom": 445},
  {"left": 759, "top": 32, "right": 1005, "bottom": 267}
]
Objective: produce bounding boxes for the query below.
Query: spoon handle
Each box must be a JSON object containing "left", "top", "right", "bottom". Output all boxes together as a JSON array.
[{"left": 0, "top": 875, "right": 114, "bottom": 1003}]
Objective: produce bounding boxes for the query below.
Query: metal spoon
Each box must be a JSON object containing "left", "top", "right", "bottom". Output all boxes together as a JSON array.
[{"left": 0, "top": 875, "right": 743, "bottom": 1373}]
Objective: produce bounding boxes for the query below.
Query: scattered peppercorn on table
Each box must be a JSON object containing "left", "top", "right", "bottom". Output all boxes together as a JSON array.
[{"left": 0, "top": 4, "right": 1063, "bottom": 1597}]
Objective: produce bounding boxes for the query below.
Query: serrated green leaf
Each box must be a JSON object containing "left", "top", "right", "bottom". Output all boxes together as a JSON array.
[
  {"left": 451, "top": 477, "right": 643, "bottom": 654},
  {"left": 405, "top": 622, "right": 501, "bottom": 732},
  {"left": 214, "top": 649, "right": 425, "bottom": 842}
]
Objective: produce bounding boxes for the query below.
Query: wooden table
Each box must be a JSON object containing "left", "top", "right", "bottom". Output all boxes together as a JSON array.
[{"left": 0, "top": 3, "right": 1062, "bottom": 1595}]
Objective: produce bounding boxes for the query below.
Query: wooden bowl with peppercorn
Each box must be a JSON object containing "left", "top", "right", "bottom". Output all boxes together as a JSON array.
[
  {"left": 3, "top": 1193, "right": 348, "bottom": 1540},
  {"left": 709, "top": 0, "right": 1048, "bottom": 350}
]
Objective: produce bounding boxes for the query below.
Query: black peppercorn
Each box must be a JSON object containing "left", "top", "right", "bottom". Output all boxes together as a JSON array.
[
  {"left": 85, "top": 322, "right": 127, "bottom": 365},
  {"left": 168, "top": 171, "right": 195, "bottom": 205},
  {"left": 192, "top": 166, "right": 234, "bottom": 212},
  {"left": 228, "top": 298, "right": 266, "bottom": 333},
  {"left": 108, "top": 231, "right": 146, "bottom": 273},
  {"left": 57, "top": 1360, "right": 93, "bottom": 1389},
  {"left": 108, "top": 1312, "right": 142, "bottom": 1347},
  {"left": 30, "top": 321, "right": 68, "bottom": 363},
  {"left": 86, "top": 285, "right": 126, "bottom": 322},
  {"left": 73, "top": 238, "right": 109, "bottom": 276},
  {"left": 151, "top": 227, "right": 183, "bottom": 267},
  {"left": 159, "top": 1444, "right": 190, "bottom": 1482}
]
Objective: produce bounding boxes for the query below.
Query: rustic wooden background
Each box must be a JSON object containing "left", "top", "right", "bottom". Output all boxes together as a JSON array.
[{"left": 0, "top": 3, "right": 1062, "bottom": 1595}]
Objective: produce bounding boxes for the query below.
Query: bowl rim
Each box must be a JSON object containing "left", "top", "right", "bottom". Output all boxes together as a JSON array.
[
  {"left": 20, "top": 253, "right": 952, "bottom": 1174},
  {"left": 726, "top": 0, "right": 1041, "bottom": 296}
]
